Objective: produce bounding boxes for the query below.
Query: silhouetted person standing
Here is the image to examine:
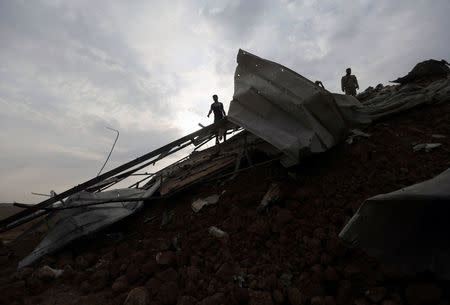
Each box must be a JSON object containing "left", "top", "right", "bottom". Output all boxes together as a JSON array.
[
  {"left": 341, "top": 68, "right": 359, "bottom": 96},
  {"left": 207, "top": 94, "right": 226, "bottom": 144}
]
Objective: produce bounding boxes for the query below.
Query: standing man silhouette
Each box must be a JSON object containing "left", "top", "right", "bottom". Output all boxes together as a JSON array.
[
  {"left": 207, "top": 94, "right": 226, "bottom": 144},
  {"left": 341, "top": 68, "right": 359, "bottom": 96}
]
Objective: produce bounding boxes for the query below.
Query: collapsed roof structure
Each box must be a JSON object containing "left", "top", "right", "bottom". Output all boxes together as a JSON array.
[
  {"left": 229, "top": 50, "right": 450, "bottom": 165},
  {"left": 1, "top": 50, "right": 449, "bottom": 280}
]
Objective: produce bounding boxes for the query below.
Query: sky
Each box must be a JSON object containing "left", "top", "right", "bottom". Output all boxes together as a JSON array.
[{"left": 1, "top": 0, "right": 449, "bottom": 203}]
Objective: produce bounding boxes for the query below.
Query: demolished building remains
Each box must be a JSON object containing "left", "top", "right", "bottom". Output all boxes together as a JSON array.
[{"left": 0, "top": 50, "right": 449, "bottom": 305}]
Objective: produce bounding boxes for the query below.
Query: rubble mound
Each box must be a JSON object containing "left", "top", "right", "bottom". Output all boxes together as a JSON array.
[
  {"left": 391, "top": 59, "right": 450, "bottom": 85},
  {"left": 0, "top": 99, "right": 449, "bottom": 305},
  {"left": 1, "top": 55, "right": 449, "bottom": 305},
  {"left": 356, "top": 83, "right": 397, "bottom": 102}
]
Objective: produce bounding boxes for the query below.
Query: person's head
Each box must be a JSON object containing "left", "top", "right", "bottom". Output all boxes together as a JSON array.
[
  {"left": 212, "top": 94, "right": 218, "bottom": 102},
  {"left": 346, "top": 68, "right": 351, "bottom": 75}
]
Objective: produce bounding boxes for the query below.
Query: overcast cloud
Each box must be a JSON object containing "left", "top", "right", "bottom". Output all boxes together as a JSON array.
[{"left": 1, "top": 0, "right": 449, "bottom": 202}]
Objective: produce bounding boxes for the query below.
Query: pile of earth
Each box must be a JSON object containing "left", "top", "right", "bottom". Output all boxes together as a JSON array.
[
  {"left": 1, "top": 82, "right": 449, "bottom": 305},
  {"left": 357, "top": 59, "right": 450, "bottom": 103}
]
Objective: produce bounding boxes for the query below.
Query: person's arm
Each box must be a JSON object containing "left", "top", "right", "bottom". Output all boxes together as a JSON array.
[
  {"left": 354, "top": 76, "right": 359, "bottom": 90},
  {"left": 221, "top": 104, "right": 226, "bottom": 117},
  {"left": 207, "top": 106, "right": 212, "bottom": 117},
  {"left": 341, "top": 77, "right": 345, "bottom": 92}
]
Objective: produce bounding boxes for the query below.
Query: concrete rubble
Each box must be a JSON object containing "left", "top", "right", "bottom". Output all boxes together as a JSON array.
[{"left": 0, "top": 50, "right": 449, "bottom": 305}]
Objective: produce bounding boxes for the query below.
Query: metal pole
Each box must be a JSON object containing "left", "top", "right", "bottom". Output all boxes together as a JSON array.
[{"left": 97, "top": 127, "right": 119, "bottom": 176}]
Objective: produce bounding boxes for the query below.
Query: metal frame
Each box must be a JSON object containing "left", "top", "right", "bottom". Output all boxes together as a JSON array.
[{"left": 0, "top": 119, "right": 237, "bottom": 233}]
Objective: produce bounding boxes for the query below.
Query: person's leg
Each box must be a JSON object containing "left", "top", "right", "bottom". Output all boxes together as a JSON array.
[{"left": 214, "top": 118, "right": 219, "bottom": 144}]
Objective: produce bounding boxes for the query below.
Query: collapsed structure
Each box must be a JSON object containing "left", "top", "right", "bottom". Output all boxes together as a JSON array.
[{"left": 1, "top": 50, "right": 449, "bottom": 284}]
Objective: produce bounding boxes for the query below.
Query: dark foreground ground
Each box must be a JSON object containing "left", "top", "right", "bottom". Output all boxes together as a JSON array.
[{"left": 0, "top": 101, "right": 449, "bottom": 305}]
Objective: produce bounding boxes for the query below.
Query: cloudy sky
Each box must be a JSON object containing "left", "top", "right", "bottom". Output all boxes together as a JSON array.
[{"left": 1, "top": 0, "right": 449, "bottom": 203}]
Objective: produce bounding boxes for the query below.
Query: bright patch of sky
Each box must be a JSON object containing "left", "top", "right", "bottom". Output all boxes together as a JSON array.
[{"left": 0, "top": 0, "right": 449, "bottom": 202}]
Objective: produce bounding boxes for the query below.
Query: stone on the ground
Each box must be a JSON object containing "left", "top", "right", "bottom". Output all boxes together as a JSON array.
[
  {"left": 288, "top": 287, "right": 306, "bottom": 305},
  {"left": 123, "top": 287, "right": 150, "bottom": 305},
  {"left": 199, "top": 293, "right": 226, "bottom": 305},
  {"left": 156, "top": 251, "right": 176, "bottom": 267},
  {"left": 249, "top": 290, "right": 274, "bottom": 305},
  {"left": 156, "top": 281, "right": 179, "bottom": 305},
  {"left": 177, "top": 295, "right": 197, "bottom": 305},
  {"left": 365, "top": 286, "right": 387, "bottom": 303}
]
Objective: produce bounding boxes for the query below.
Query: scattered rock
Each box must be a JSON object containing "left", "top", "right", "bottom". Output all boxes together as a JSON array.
[
  {"left": 185, "top": 266, "right": 201, "bottom": 282},
  {"left": 280, "top": 273, "right": 293, "bottom": 287},
  {"left": 142, "top": 239, "right": 152, "bottom": 250},
  {"left": 80, "top": 280, "right": 91, "bottom": 295},
  {"left": 84, "top": 252, "right": 97, "bottom": 266},
  {"left": 272, "top": 209, "right": 294, "bottom": 232},
  {"left": 199, "top": 293, "right": 226, "bottom": 305},
  {"left": 177, "top": 295, "right": 197, "bottom": 305},
  {"left": 311, "top": 296, "right": 336, "bottom": 305},
  {"left": 192, "top": 195, "right": 220, "bottom": 213},
  {"left": 288, "top": 287, "right": 306, "bottom": 305},
  {"left": 12, "top": 267, "right": 33, "bottom": 281},
  {"left": 413, "top": 143, "right": 442, "bottom": 152},
  {"left": 215, "top": 262, "right": 236, "bottom": 281},
  {"left": 132, "top": 251, "right": 147, "bottom": 265},
  {"left": 112, "top": 276, "right": 128, "bottom": 294},
  {"left": 156, "top": 251, "right": 176, "bottom": 267},
  {"left": 249, "top": 290, "right": 274, "bottom": 305},
  {"left": 126, "top": 263, "right": 141, "bottom": 284},
  {"left": 26, "top": 276, "right": 45, "bottom": 295},
  {"left": 365, "top": 287, "right": 387, "bottom": 303},
  {"left": 75, "top": 256, "right": 89, "bottom": 269},
  {"left": 273, "top": 289, "right": 285, "bottom": 304},
  {"left": 156, "top": 268, "right": 178, "bottom": 282},
  {"left": 34, "top": 267, "right": 56, "bottom": 282},
  {"left": 324, "top": 266, "right": 339, "bottom": 282},
  {"left": 353, "top": 298, "right": 369, "bottom": 305},
  {"left": 157, "top": 238, "right": 172, "bottom": 251},
  {"left": 320, "top": 253, "right": 333, "bottom": 265},
  {"left": 116, "top": 242, "right": 132, "bottom": 257},
  {"left": 337, "top": 280, "right": 352, "bottom": 305},
  {"left": 89, "top": 269, "right": 109, "bottom": 292},
  {"left": 175, "top": 252, "right": 189, "bottom": 267},
  {"left": 61, "top": 265, "right": 74, "bottom": 281},
  {"left": 381, "top": 300, "right": 399, "bottom": 305},
  {"left": 157, "top": 281, "right": 179, "bottom": 305},
  {"left": 247, "top": 218, "right": 270, "bottom": 236},
  {"left": 258, "top": 183, "right": 281, "bottom": 212},
  {"left": 2, "top": 280, "right": 26, "bottom": 301},
  {"left": 232, "top": 287, "right": 249, "bottom": 304},
  {"left": 142, "top": 260, "right": 159, "bottom": 276},
  {"left": 124, "top": 287, "right": 150, "bottom": 305},
  {"left": 190, "top": 255, "right": 202, "bottom": 267},
  {"left": 343, "top": 264, "right": 361, "bottom": 280},
  {"left": 285, "top": 199, "right": 300, "bottom": 211},
  {"left": 145, "top": 277, "right": 162, "bottom": 296}
]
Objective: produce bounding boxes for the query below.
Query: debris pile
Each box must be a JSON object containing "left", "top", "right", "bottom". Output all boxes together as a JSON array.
[
  {"left": 391, "top": 59, "right": 450, "bottom": 85},
  {"left": 0, "top": 51, "right": 449, "bottom": 305}
]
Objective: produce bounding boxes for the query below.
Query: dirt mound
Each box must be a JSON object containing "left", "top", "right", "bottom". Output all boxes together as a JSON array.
[
  {"left": 391, "top": 59, "right": 450, "bottom": 85},
  {"left": 1, "top": 91, "right": 450, "bottom": 304}
]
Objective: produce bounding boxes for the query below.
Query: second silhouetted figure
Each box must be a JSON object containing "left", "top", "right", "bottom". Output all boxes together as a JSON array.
[{"left": 341, "top": 68, "right": 359, "bottom": 96}]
